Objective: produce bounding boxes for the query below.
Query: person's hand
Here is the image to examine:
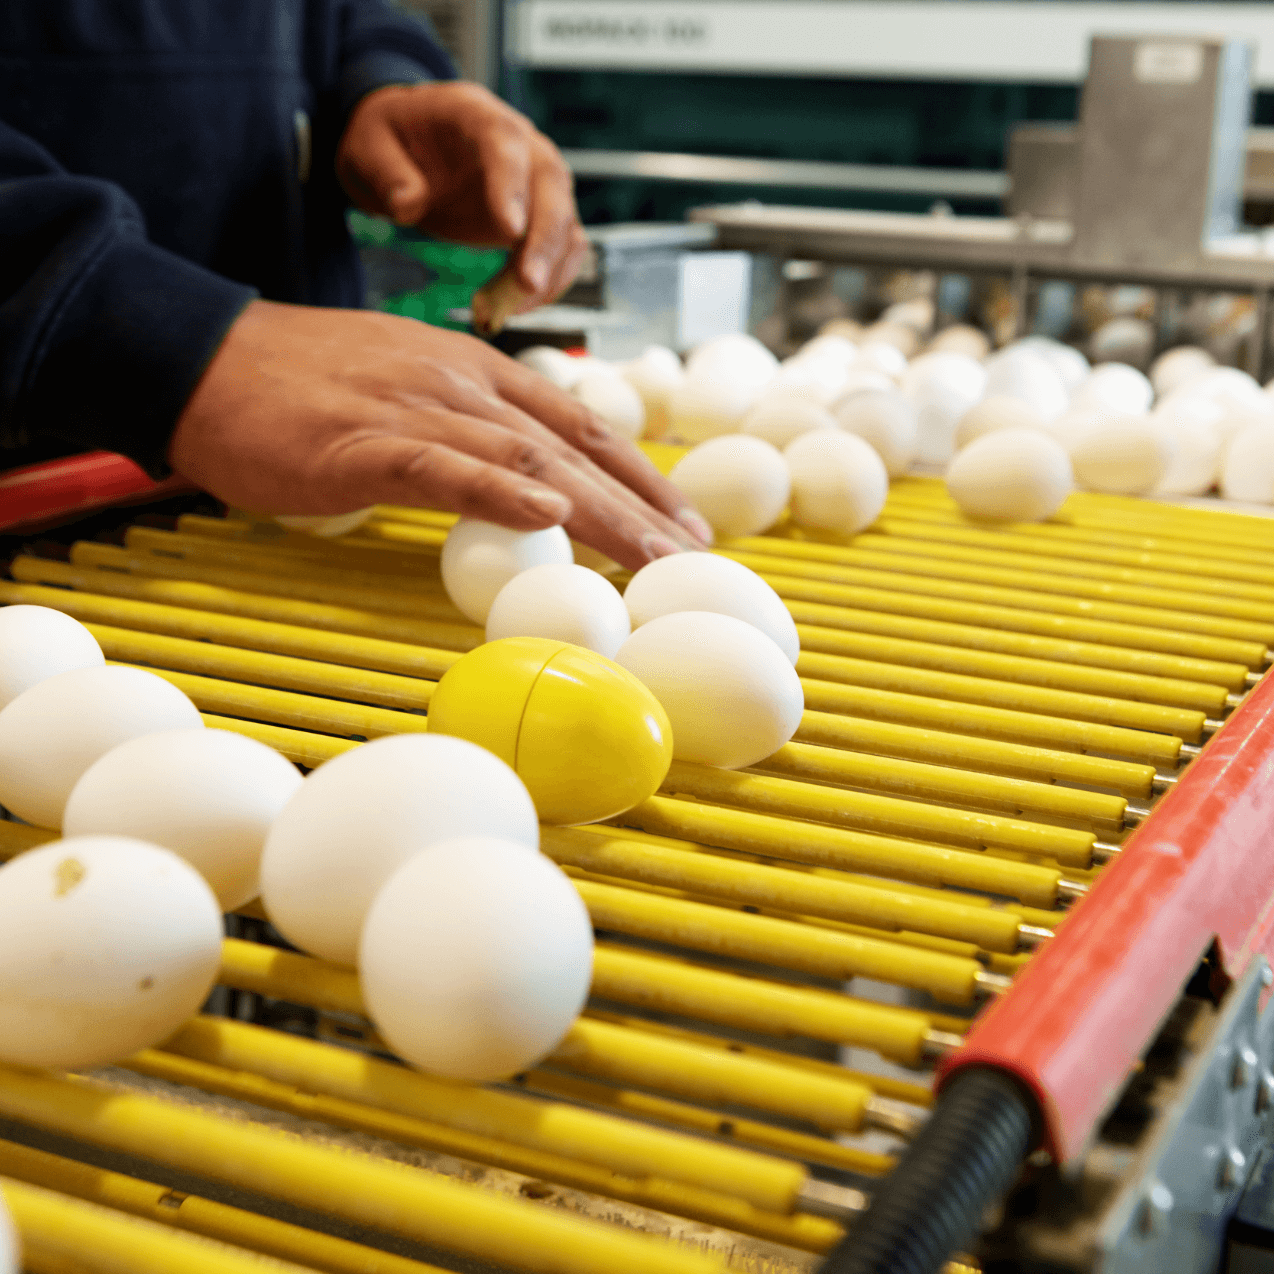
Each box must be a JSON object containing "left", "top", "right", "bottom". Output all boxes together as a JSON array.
[
  {"left": 336, "top": 82, "right": 587, "bottom": 316},
  {"left": 167, "top": 301, "right": 712, "bottom": 569}
]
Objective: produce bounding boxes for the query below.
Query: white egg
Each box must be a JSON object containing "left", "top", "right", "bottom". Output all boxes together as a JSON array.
[
  {"left": 485, "top": 563, "right": 630, "bottom": 658},
  {"left": 622, "top": 345, "right": 683, "bottom": 439},
  {"left": 623, "top": 552, "right": 799, "bottom": 664},
  {"left": 1089, "top": 317, "right": 1154, "bottom": 368},
  {"left": 954, "top": 395, "right": 1046, "bottom": 451},
  {"left": 882, "top": 298, "right": 934, "bottom": 335},
  {"left": 835, "top": 368, "right": 897, "bottom": 401},
  {"left": 945, "top": 429, "right": 1072, "bottom": 522},
  {"left": 667, "top": 375, "right": 759, "bottom": 443},
  {"left": 260, "top": 733, "right": 538, "bottom": 965},
  {"left": 1070, "top": 363, "right": 1153, "bottom": 416},
  {"left": 740, "top": 396, "right": 839, "bottom": 450},
  {"left": 795, "top": 333, "right": 858, "bottom": 366},
  {"left": 1220, "top": 422, "right": 1274, "bottom": 502},
  {"left": 1163, "top": 367, "right": 1268, "bottom": 418},
  {"left": 784, "top": 430, "right": 889, "bottom": 535},
  {"left": 855, "top": 340, "right": 910, "bottom": 379},
  {"left": 1068, "top": 416, "right": 1176, "bottom": 495},
  {"left": 833, "top": 390, "right": 918, "bottom": 478},
  {"left": 360, "top": 836, "right": 592, "bottom": 1081},
  {"left": 684, "top": 334, "right": 780, "bottom": 395},
  {"left": 274, "top": 509, "right": 375, "bottom": 538},
  {"left": 615, "top": 612, "right": 803, "bottom": 769},
  {"left": 928, "top": 326, "right": 990, "bottom": 360},
  {"left": 900, "top": 352, "right": 988, "bottom": 464},
  {"left": 981, "top": 349, "right": 1067, "bottom": 421},
  {"left": 0, "top": 666, "right": 202, "bottom": 829},
  {"left": 0, "top": 836, "right": 222, "bottom": 1068},
  {"left": 0, "top": 604, "right": 104, "bottom": 711},
  {"left": 1150, "top": 346, "right": 1216, "bottom": 398},
  {"left": 516, "top": 345, "right": 588, "bottom": 389},
  {"left": 668, "top": 436, "right": 790, "bottom": 538},
  {"left": 572, "top": 371, "right": 646, "bottom": 441},
  {"left": 440, "top": 518, "right": 573, "bottom": 626},
  {"left": 774, "top": 355, "right": 848, "bottom": 404},
  {"left": 1150, "top": 417, "right": 1223, "bottom": 497},
  {"left": 1014, "top": 337, "right": 1090, "bottom": 394},
  {"left": 62, "top": 728, "right": 302, "bottom": 911},
  {"left": 1042, "top": 409, "right": 1115, "bottom": 452}
]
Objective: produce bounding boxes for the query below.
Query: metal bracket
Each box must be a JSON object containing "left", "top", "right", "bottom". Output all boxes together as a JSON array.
[{"left": 1096, "top": 956, "right": 1274, "bottom": 1273}]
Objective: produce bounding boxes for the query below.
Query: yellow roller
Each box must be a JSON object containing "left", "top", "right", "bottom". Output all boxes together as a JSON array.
[
  {"left": 788, "top": 598, "right": 1248, "bottom": 690},
  {"left": 790, "top": 713, "right": 1157, "bottom": 798},
  {"left": 0, "top": 1140, "right": 450, "bottom": 1274},
  {"left": 799, "top": 678, "right": 1186, "bottom": 764},
  {"left": 518, "top": 1067, "right": 884, "bottom": 1182},
  {"left": 200, "top": 714, "right": 355, "bottom": 767},
  {"left": 870, "top": 516, "right": 1274, "bottom": 591},
  {"left": 156, "top": 1016, "right": 807, "bottom": 1215},
  {"left": 0, "top": 581, "right": 463, "bottom": 681},
  {"left": 591, "top": 945, "right": 955, "bottom": 1064},
  {"left": 0, "top": 819, "right": 57, "bottom": 861},
  {"left": 795, "top": 626, "right": 1229, "bottom": 713},
  {"left": 721, "top": 547, "right": 1274, "bottom": 647},
  {"left": 88, "top": 624, "right": 435, "bottom": 712},
  {"left": 125, "top": 1048, "right": 845, "bottom": 1256},
  {"left": 760, "top": 739, "right": 1128, "bottom": 828},
  {"left": 573, "top": 876, "right": 984, "bottom": 1002},
  {"left": 136, "top": 666, "right": 428, "bottom": 741},
  {"left": 0, "top": 1176, "right": 317, "bottom": 1274},
  {"left": 854, "top": 524, "right": 1274, "bottom": 607},
  {"left": 69, "top": 541, "right": 465, "bottom": 621},
  {"left": 623, "top": 795, "right": 1065, "bottom": 908},
  {"left": 798, "top": 658, "right": 1205, "bottom": 740},
  {"left": 0, "top": 1066, "right": 727, "bottom": 1274},
  {"left": 775, "top": 576, "right": 1267, "bottom": 669},
  {"left": 661, "top": 762, "right": 1099, "bottom": 868},
  {"left": 11, "top": 555, "right": 481, "bottom": 650},
  {"left": 542, "top": 824, "right": 1031, "bottom": 951}
]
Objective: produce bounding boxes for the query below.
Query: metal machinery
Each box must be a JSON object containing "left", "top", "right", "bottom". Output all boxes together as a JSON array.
[{"left": 0, "top": 447, "right": 1273, "bottom": 1274}]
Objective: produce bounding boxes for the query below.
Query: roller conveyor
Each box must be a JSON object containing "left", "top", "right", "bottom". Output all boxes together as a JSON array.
[{"left": 1, "top": 462, "right": 1273, "bottom": 1274}]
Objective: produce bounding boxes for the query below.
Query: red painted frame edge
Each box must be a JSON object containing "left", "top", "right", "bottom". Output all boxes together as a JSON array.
[
  {"left": 940, "top": 669, "right": 1274, "bottom": 1163},
  {"left": 0, "top": 452, "right": 187, "bottom": 533}
]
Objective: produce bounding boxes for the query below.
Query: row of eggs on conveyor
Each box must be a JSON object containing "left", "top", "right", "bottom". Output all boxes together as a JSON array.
[
  {"left": 501, "top": 319, "right": 1274, "bottom": 539},
  {"left": 0, "top": 523, "right": 813, "bottom": 1261}
]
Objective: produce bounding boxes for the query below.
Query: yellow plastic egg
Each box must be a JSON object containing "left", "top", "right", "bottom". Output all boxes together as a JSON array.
[{"left": 427, "top": 637, "right": 673, "bottom": 825}]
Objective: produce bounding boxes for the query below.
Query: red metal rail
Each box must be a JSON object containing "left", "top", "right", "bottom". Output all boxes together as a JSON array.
[{"left": 943, "top": 669, "right": 1274, "bottom": 1162}]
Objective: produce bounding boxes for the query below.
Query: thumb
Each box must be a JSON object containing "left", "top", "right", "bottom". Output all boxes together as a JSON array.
[{"left": 348, "top": 120, "right": 430, "bottom": 224}]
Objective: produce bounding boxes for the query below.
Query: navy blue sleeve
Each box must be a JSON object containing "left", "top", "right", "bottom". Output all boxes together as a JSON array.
[
  {"left": 0, "top": 123, "right": 257, "bottom": 480},
  {"left": 335, "top": 0, "right": 458, "bottom": 123}
]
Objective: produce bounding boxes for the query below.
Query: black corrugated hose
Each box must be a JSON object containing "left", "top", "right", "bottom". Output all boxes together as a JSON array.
[{"left": 819, "top": 1067, "right": 1036, "bottom": 1274}]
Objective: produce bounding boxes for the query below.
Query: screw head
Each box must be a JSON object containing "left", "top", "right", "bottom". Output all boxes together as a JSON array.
[
  {"left": 1233, "top": 1046, "right": 1258, "bottom": 1089},
  {"left": 1138, "top": 1181, "right": 1174, "bottom": 1236},
  {"left": 1261, "top": 963, "right": 1273, "bottom": 988},
  {"left": 1219, "top": 1146, "right": 1248, "bottom": 1190}
]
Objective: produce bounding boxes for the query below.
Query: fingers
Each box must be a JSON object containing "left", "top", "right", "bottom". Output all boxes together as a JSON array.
[
  {"left": 421, "top": 371, "right": 706, "bottom": 570},
  {"left": 310, "top": 426, "right": 573, "bottom": 529},
  {"left": 510, "top": 140, "right": 580, "bottom": 303},
  {"left": 494, "top": 361, "right": 714, "bottom": 543},
  {"left": 336, "top": 93, "right": 430, "bottom": 224}
]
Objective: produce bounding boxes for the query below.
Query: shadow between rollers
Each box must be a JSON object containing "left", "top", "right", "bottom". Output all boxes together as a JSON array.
[{"left": 820, "top": 1068, "right": 1035, "bottom": 1274}]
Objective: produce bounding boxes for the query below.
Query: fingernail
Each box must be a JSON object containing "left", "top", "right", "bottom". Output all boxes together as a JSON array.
[
  {"left": 506, "top": 197, "right": 527, "bottom": 236},
  {"left": 677, "top": 508, "right": 715, "bottom": 546},
  {"left": 525, "top": 257, "right": 550, "bottom": 292},
  {"left": 641, "top": 532, "right": 683, "bottom": 561},
  {"left": 521, "top": 487, "right": 572, "bottom": 523}
]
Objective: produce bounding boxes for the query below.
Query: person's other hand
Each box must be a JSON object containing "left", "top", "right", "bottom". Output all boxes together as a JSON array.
[
  {"left": 167, "top": 301, "right": 712, "bottom": 569},
  {"left": 336, "top": 82, "right": 587, "bottom": 315}
]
